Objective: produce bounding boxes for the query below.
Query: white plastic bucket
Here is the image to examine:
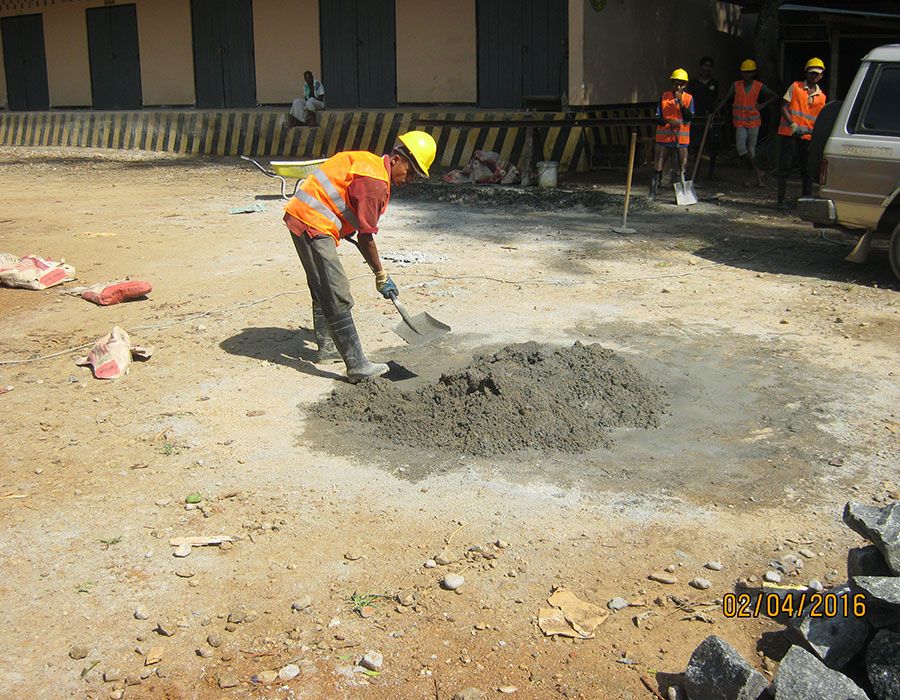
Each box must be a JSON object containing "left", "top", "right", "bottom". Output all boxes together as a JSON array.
[{"left": 537, "top": 161, "right": 558, "bottom": 188}]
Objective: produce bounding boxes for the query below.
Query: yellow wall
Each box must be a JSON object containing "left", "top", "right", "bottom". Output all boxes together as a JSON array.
[
  {"left": 44, "top": 2, "right": 92, "bottom": 106},
  {"left": 2, "top": 0, "right": 195, "bottom": 107},
  {"left": 396, "top": 0, "right": 476, "bottom": 103},
  {"left": 254, "top": 0, "right": 320, "bottom": 104},
  {"left": 572, "top": 0, "right": 752, "bottom": 105},
  {"left": 137, "top": 0, "right": 194, "bottom": 105}
]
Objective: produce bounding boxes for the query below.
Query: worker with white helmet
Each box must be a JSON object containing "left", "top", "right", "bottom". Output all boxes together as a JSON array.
[
  {"left": 713, "top": 59, "right": 778, "bottom": 187},
  {"left": 649, "top": 68, "right": 694, "bottom": 202},
  {"left": 283, "top": 131, "right": 437, "bottom": 382},
  {"left": 777, "top": 58, "right": 827, "bottom": 210}
]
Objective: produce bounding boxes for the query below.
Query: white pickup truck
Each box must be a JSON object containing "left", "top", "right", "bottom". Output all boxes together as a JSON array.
[{"left": 798, "top": 44, "right": 900, "bottom": 281}]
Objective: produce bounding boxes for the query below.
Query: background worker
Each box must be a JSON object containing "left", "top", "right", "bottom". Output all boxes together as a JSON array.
[
  {"left": 776, "top": 58, "right": 826, "bottom": 210},
  {"left": 714, "top": 59, "right": 778, "bottom": 187},
  {"left": 649, "top": 69, "right": 694, "bottom": 202},
  {"left": 282, "top": 131, "right": 437, "bottom": 382},
  {"left": 290, "top": 71, "right": 326, "bottom": 127},
  {"left": 687, "top": 56, "right": 720, "bottom": 181}
]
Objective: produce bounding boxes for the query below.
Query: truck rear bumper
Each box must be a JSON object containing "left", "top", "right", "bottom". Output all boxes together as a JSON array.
[{"left": 798, "top": 197, "right": 837, "bottom": 225}]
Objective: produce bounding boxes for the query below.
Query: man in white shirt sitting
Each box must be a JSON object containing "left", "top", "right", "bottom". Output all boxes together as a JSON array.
[{"left": 290, "top": 71, "right": 326, "bottom": 127}]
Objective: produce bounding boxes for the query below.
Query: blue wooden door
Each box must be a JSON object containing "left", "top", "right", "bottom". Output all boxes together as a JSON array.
[
  {"left": 86, "top": 4, "right": 143, "bottom": 109},
  {"left": 1, "top": 13, "right": 50, "bottom": 111}
]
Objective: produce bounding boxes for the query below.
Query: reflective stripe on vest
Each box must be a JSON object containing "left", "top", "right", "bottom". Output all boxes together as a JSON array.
[
  {"left": 656, "top": 91, "right": 692, "bottom": 146},
  {"left": 778, "top": 81, "right": 826, "bottom": 141},
  {"left": 311, "top": 169, "right": 361, "bottom": 230},
  {"left": 732, "top": 80, "right": 762, "bottom": 128},
  {"left": 284, "top": 152, "right": 389, "bottom": 243}
]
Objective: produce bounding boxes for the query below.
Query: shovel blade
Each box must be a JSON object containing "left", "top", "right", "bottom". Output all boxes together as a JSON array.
[
  {"left": 392, "top": 312, "right": 451, "bottom": 345},
  {"left": 674, "top": 178, "right": 698, "bottom": 206}
]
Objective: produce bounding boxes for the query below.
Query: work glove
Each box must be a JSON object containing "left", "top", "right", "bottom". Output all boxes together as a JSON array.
[
  {"left": 790, "top": 122, "right": 799, "bottom": 136},
  {"left": 375, "top": 270, "right": 398, "bottom": 299}
]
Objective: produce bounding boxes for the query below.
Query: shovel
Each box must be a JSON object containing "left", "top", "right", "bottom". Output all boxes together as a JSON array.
[
  {"left": 674, "top": 169, "right": 698, "bottom": 206},
  {"left": 345, "top": 234, "right": 451, "bottom": 345},
  {"left": 387, "top": 291, "right": 451, "bottom": 345}
]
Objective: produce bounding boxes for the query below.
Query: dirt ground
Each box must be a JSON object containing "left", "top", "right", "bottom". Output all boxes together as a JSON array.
[{"left": 1, "top": 146, "right": 899, "bottom": 700}]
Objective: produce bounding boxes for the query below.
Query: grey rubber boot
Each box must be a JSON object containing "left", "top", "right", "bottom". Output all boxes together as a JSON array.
[
  {"left": 312, "top": 303, "right": 340, "bottom": 363},
  {"left": 326, "top": 311, "right": 389, "bottom": 383},
  {"left": 648, "top": 170, "right": 660, "bottom": 202}
]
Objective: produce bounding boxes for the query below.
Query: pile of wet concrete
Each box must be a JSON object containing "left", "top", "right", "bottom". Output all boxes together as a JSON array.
[
  {"left": 675, "top": 501, "right": 900, "bottom": 700},
  {"left": 314, "top": 342, "right": 668, "bottom": 456}
]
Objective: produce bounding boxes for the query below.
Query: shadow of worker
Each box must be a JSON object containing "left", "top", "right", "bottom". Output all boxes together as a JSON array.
[{"left": 219, "top": 326, "right": 343, "bottom": 381}]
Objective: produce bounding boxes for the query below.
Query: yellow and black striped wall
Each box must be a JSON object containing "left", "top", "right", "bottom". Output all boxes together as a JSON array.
[{"left": 0, "top": 107, "right": 655, "bottom": 173}]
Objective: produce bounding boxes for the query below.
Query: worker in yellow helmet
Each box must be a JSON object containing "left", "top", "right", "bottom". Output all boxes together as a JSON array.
[
  {"left": 713, "top": 58, "right": 778, "bottom": 186},
  {"left": 649, "top": 68, "right": 694, "bottom": 202},
  {"left": 776, "top": 58, "right": 826, "bottom": 210},
  {"left": 283, "top": 130, "right": 437, "bottom": 382}
]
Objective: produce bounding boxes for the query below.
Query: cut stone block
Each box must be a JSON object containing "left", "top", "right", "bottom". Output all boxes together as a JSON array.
[
  {"left": 773, "top": 645, "right": 870, "bottom": 700},
  {"left": 866, "top": 629, "right": 900, "bottom": 700},
  {"left": 684, "top": 635, "right": 769, "bottom": 700},
  {"left": 843, "top": 502, "right": 900, "bottom": 576},
  {"left": 789, "top": 584, "right": 872, "bottom": 670}
]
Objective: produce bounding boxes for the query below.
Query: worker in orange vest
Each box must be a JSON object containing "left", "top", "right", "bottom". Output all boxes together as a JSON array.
[
  {"left": 714, "top": 59, "right": 777, "bottom": 187},
  {"left": 283, "top": 131, "right": 437, "bottom": 382},
  {"left": 649, "top": 69, "right": 694, "bottom": 202},
  {"left": 776, "top": 58, "right": 826, "bottom": 210}
]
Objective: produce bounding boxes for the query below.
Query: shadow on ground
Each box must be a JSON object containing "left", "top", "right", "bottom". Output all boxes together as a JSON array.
[{"left": 219, "top": 326, "right": 342, "bottom": 381}]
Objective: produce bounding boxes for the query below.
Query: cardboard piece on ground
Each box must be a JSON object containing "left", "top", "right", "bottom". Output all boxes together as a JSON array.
[
  {"left": 538, "top": 606, "right": 579, "bottom": 637},
  {"left": 539, "top": 587, "right": 609, "bottom": 638}
]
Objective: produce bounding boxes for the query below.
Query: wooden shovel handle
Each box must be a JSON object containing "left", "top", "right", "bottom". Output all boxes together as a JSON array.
[
  {"left": 623, "top": 132, "right": 637, "bottom": 209},
  {"left": 690, "top": 114, "right": 713, "bottom": 182}
]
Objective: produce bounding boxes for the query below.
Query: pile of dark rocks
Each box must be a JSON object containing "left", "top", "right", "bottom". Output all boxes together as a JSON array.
[{"left": 678, "top": 501, "right": 900, "bottom": 700}]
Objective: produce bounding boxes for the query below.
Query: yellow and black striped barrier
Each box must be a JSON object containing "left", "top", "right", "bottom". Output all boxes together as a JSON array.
[{"left": 0, "top": 107, "right": 655, "bottom": 172}]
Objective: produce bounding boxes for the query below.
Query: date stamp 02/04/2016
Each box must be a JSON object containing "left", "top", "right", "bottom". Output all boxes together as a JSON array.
[{"left": 722, "top": 591, "right": 867, "bottom": 619}]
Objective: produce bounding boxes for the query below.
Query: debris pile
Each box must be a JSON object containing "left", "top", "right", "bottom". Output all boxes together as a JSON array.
[
  {"left": 443, "top": 149, "right": 521, "bottom": 185},
  {"left": 393, "top": 181, "right": 639, "bottom": 213},
  {"left": 677, "top": 501, "right": 900, "bottom": 700},
  {"left": 314, "top": 341, "right": 668, "bottom": 456}
]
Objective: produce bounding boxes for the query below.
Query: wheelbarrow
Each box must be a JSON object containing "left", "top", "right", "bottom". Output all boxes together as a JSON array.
[{"left": 240, "top": 155, "right": 327, "bottom": 199}]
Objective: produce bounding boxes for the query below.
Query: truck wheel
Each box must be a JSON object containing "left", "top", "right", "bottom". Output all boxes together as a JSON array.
[{"left": 891, "top": 222, "right": 900, "bottom": 282}]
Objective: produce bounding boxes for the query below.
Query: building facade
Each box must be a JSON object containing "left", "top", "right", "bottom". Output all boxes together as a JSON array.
[{"left": 1, "top": 0, "right": 753, "bottom": 111}]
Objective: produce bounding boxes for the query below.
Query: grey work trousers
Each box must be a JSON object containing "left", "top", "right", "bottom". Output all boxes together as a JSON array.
[{"left": 290, "top": 232, "right": 354, "bottom": 316}]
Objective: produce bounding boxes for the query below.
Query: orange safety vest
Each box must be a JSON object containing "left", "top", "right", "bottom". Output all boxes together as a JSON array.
[
  {"left": 778, "top": 81, "right": 826, "bottom": 141},
  {"left": 656, "top": 91, "right": 693, "bottom": 146},
  {"left": 732, "top": 80, "right": 762, "bottom": 128},
  {"left": 284, "top": 151, "right": 390, "bottom": 244}
]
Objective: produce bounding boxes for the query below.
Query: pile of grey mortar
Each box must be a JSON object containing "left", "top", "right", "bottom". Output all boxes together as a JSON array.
[
  {"left": 672, "top": 501, "right": 900, "bottom": 700},
  {"left": 314, "top": 341, "right": 668, "bottom": 456}
]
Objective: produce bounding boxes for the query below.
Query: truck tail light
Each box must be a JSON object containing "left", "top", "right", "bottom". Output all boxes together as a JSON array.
[{"left": 820, "top": 157, "right": 828, "bottom": 186}]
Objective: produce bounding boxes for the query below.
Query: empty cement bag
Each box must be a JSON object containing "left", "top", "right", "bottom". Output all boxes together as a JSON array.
[
  {"left": 82, "top": 279, "right": 152, "bottom": 306},
  {"left": 0, "top": 254, "right": 75, "bottom": 290},
  {"left": 76, "top": 326, "right": 153, "bottom": 379}
]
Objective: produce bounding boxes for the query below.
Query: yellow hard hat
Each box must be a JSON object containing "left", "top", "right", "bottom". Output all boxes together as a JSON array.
[
  {"left": 740, "top": 59, "right": 757, "bottom": 72},
  {"left": 805, "top": 57, "right": 825, "bottom": 72},
  {"left": 397, "top": 131, "right": 436, "bottom": 177},
  {"left": 670, "top": 68, "right": 689, "bottom": 82}
]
